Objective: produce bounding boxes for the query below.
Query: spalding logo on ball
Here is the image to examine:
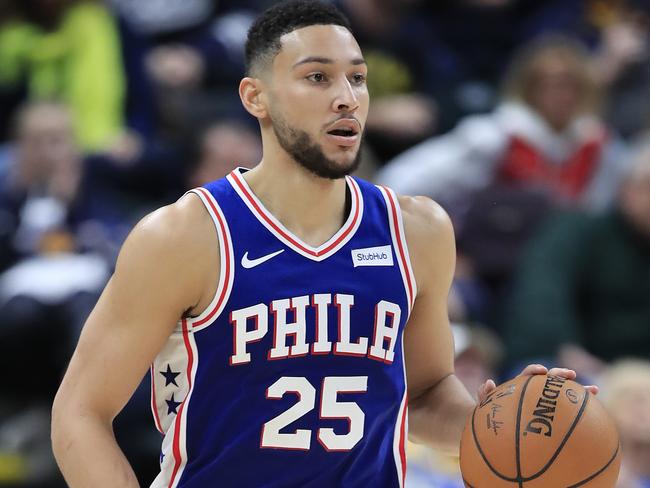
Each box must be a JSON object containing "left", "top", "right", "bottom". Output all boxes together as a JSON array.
[{"left": 460, "top": 374, "right": 621, "bottom": 487}]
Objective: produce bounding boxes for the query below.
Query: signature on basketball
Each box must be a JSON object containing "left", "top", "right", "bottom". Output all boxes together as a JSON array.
[
  {"left": 479, "top": 383, "right": 517, "bottom": 409},
  {"left": 486, "top": 403, "right": 505, "bottom": 435}
]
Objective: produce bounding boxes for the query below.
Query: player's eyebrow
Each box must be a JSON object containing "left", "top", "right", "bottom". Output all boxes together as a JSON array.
[{"left": 292, "top": 56, "right": 367, "bottom": 68}]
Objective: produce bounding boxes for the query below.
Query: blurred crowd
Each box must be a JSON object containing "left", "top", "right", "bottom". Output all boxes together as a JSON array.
[{"left": 1, "top": 0, "right": 649, "bottom": 486}]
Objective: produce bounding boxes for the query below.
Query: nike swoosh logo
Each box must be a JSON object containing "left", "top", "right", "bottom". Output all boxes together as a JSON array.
[{"left": 241, "top": 249, "right": 285, "bottom": 269}]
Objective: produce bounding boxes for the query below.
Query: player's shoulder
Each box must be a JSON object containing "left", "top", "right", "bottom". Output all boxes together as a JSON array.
[
  {"left": 118, "top": 192, "right": 216, "bottom": 269},
  {"left": 397, "top": 194, "right": 454, "bottom": 244},
  {"left": 135, "top": 192, "right": 209, "bottom": 240},
  {"left": 141, "top": 191, "right": 209, "bottom": 232}
]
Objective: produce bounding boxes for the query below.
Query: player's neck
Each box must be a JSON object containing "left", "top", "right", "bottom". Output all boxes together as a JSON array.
[{"left": 242, "top": 158, "right": 350, "bottom": 248}]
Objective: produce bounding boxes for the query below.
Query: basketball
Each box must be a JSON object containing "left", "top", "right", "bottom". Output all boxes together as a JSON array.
[{"left": 460, "top": 374, "right": 621, "bottom": 487}]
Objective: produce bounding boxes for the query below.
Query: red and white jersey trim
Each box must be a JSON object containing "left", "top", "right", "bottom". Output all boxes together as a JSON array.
[
  {"left": 227, "top": 168, "right": 363, "bottom": 262},
  {"left": 377, "top": 186, "right": 417, "bottom": 313},
  {"left": 150, "top": 364, "right": 165, "bottom": 434},
  {"left": 392, "top": 337, "right": 408, "bottom": 488},
  {"left": 166, "top": 320, "right": 199, "bottom": 488},
  {"left": 184, "top": 187, "right": 235, "bottom": 332},
  {"left": 150, "top": 320, "right": 199, "bottom": 488}
]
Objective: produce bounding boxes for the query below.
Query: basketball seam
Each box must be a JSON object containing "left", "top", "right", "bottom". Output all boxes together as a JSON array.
[
  {"left": 515, "top": 375, "right": 534, "bottom": 487},
  {"left": 565, "top": 442, "right": 620, "bottom": 488},
  {"left": 470, "top": 378, "right": 533, "bottom": 483},
  {"left": 521, "top": 390, "right": 590, "bottom": 482}
]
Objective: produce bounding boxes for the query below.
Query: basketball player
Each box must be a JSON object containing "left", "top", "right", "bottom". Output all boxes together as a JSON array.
[{"left": 51, "top": 2, "right": 596, "bottom": 486}]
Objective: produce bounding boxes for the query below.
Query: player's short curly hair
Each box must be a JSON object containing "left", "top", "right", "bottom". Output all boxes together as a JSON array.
[{"left": 245, "top": 0, "right": 352, "bottom": 76}]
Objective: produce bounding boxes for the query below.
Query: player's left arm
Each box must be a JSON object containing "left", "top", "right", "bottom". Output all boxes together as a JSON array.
[
  {"left": 400, "top": 196, "right": 597, "bottom": 455},
  {"left": 399, "top": 195, "right": 474, "bottom": 454}
]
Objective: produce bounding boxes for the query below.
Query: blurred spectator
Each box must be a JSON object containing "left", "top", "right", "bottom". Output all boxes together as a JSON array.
[
  {"left": 503, "top": 141, "right": 650, "bottom": 380},
  {"left": 187, "top": 121, "right": 262, "bottom": 188},
  {"left": 0, "top": 101, "right": 135, "bottom": 403},
  {"left": 600, "top": 359, "right": 650, "bottom": 488},
  {"left": 110, "top": 0, "right": 260, "bottom": 125},
  {"left": 0, "top": 0, "right": 137, "bottom": 151},
  {"left": 0, "top": 101, "right": 131, "bottom": 270},
  {"left": 377, "top": 34, "right": 628, "bottom": 214}
]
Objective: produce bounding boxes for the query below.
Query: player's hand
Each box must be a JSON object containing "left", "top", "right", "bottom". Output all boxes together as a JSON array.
[{"left": 477, "top": 364, "right": 599, "bottom": 404}]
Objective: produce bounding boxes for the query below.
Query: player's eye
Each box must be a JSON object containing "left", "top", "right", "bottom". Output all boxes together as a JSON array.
[
  {"left": 351, "top": 73, "right": 367, "bottom": 85},
  {"left": 307, "top": 73, "right": 328, "bottom": 83}
]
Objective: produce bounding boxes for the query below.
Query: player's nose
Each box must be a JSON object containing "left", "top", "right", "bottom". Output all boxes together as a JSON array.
[{"left": 332, "top": 76, "right": 359, "bottom": 113}]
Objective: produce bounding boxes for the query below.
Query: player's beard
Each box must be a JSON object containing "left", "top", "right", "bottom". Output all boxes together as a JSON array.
[{"left": 271, "top": 112, "right": 362, "bottom": 180}]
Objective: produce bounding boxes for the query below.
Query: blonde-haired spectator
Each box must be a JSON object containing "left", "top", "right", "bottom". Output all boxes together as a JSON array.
[{"left": 377, "top": 35, "right": 629, "bottom": 213}]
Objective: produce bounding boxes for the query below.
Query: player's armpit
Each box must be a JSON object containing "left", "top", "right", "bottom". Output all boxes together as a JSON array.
[
  {"left": 398, "top": 195, "right": 475, "bottom": 453},
  {"left": 51, "top": 193, "right": 219, "bottom": 487}
]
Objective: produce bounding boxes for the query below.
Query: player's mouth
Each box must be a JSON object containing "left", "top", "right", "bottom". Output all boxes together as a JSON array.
[{"left": 325, "top": 119, "right": 360, "bottom": 147}]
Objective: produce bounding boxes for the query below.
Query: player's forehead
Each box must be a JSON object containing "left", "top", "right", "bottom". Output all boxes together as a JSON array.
[{"left": 275, "top": 24, "right": 364, "bottom": 69}]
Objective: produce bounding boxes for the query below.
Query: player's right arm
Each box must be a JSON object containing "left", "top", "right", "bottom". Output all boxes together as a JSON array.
[{"left": 51, "top": 193, "right": 219, "bottom": 487}]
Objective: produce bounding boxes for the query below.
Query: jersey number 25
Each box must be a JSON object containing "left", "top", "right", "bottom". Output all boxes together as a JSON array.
[{"left": 260, "top": 376, "right": 368, "bottom": 451}]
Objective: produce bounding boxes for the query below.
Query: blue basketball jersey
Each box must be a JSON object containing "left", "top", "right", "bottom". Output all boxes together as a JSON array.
[{"left": 150, "top": 168, "right": 417, "bottom": 488}]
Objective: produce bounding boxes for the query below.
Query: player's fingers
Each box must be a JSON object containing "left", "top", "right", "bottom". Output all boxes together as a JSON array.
[
  {"left": 518, "top": 364, "right": 548, "bottom": 377},
  {"left": 547, "top": 367, "right": 577, "bottom": 380},
  {"left": 584, "top": 385, "right": 599, "bottom": 395},
  {"left": 477, "top": 379, "right": 496, "bottom": 402}
]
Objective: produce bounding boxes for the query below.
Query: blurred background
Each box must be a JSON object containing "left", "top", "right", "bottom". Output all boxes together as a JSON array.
[{"left": 0, "top": 0, "right": 649, "bottom": 486}]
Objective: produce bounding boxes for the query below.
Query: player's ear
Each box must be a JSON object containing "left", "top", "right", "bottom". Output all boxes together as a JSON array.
[{"left": 239, "top": 77, "right": 268, "bottom": 119}]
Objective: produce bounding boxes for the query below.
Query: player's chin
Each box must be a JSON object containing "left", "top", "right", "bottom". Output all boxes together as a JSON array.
[
  {"left": 325, "top": 140, "right": 360, "bottom": 160},
  {"left": 328, "top": 151, "right": 360, "bottom": 172}
]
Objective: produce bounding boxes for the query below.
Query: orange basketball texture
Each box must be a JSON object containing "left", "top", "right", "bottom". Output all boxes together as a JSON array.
[{"left": 460, "top": 374, "right": 621, "bottom": 487}]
